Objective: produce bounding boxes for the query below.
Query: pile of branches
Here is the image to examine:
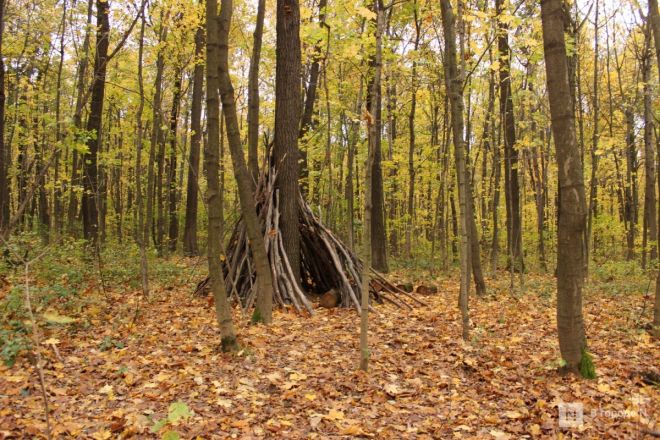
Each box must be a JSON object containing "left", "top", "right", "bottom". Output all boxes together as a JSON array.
[{"left": 196, "top": 168, "right": 424, "bottom": 314}]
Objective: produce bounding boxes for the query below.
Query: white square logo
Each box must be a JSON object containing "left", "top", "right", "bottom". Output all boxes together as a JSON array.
[{"left": 559, "top": 402, "right": 584, "bottom": 428}]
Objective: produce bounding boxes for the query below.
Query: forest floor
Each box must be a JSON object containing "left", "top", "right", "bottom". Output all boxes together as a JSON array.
[{"left": 0, "top": 257, "right": 658, "bottom": 439}]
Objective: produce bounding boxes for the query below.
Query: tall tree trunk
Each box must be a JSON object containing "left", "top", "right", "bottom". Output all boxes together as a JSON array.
[
  {"left": 218, "top": 0, "right": 274, "bottom": 324},
  {"left": 0, "top": 0, "right": 8, "bottom": 231},
  {"left": 67, "top": 0, "right": 94, "bottom": 235},
  {"left": 167, "top": 69, "right": 182, "bottom": 252},
  {"left": 148, "top": 19, "right": 167, "bottom": 251},
  {"left": 298, "top": 0, "right": 328, "bottom": 196},
  {"left": 405, "top": 9, "right": 421, "bottom": 259},
  {"left": 586, "top": 0, "right": 600, "bottom": 272},
  {"left": 274, "top": 0, "right": 302, "bottom": 285},
  {"left": 183, "top": 25, "right": 204, "bottom": 257},
  {"left": 205, "top": 0, "right": 238, "bottom": 351},
  {"left": 642, "top": 29, "right": 657, "bottom": 265},
  {"left": 247, "top": 0, "right": 266, "bottom": 182},
  {"left": 367, "top": 0, "right": 388, "bottom": 273},
  {"left": 136, "top": 10, "right": 149, "bottom": 296},
  {"left": 345, "top": 83, "right": 362, "bottom": 251},
  {"left": 81, "top": 0, "right": 110, "bottom": 243},
  {"left": 440, "top": 0, "right": 470, "bottom": 341},
  {"left": 53, "top": 0, "right": 67, "bottom": 236},
  {"left": 648, "top": 0, "right": 660, "bottom": 339},
  {"left": 624, "top": 107, "right": 638, "bottom": 260},
  {"left": 496, "top": 0, "right": 523, "bottom": 272},
  {"left": 541, "top": 0, "right": 589, "bottom": 374}
]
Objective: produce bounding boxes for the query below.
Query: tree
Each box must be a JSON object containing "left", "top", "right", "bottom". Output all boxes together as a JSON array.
[
  {"left": 648, "top": 0, "right": 660, "bottom": 338},
  {"left": 440, "top": 0, "right": 470, "bottom": 341},
  {"left": 0, "top": 0, "right": 8, "bottom": 231},
  {"left": 247, "top": 0, "right": 266, "bottom": 182},
  {"left": 540, "top": 0, "right": 590, "bottom": 375},
  {"left": 81, "top": 0, "right": 111, "bottom": 243},
  {"left": 217, "top": 0, "right": 274, "bottom": 324},
  {"left": 183, "top": 24, "right": 204, "bottom": 257},
  {"left": 205, "top": 0, "right": 238, "bottom": 351},
  {"left": 367, "top": 0, "right": 388, "bottom": 273},
  {"left": 135, "top": 8, "right": 149, "bottom": 296},
  {"left": 167, "top": 69, "right": 183, "bottom": 253},
  {"left": 274, "top": 0, "right": 303, "bottom": 285},
  {"left": 495, "top": 0, "right": 523, "bottom": 272}
]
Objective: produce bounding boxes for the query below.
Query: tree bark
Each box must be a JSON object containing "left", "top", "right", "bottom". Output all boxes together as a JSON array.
[
  {"left": 67, "top": 0, "right": 94, "bottom": 235},
  {"left": 167, "top": 69, "right": 182, "bottom": 252},
  {"left": 648, "top": 0, "right": 660, "bottom": 339},
  {"left": 440, "top": 0, "right": 470, "bottom": 341},
  {"left": 183, "top": 25, "right": 204, "bottom": 257},
  {"left": 367, "top": 0, "right": 388, "bottom": 273},
  {"left": 247, "top": 0, "right": 266, "bottom": 182},
  {"left": 586, "top": 0, "right": 600, "bottom": 271},
  {"left": 274, "top": 0, "right": 303, "bottom": 285},
  {"left": 0, "top": 0, "right": 8, "bottom": 231},
  {"left": 81, "top": 0, "right": 110, "bottom": 243},
  {"left": 541, "top": 0, "right": 588, "bottom": 373},
  {"left": 405, "top": 10, "right": 421, "bottom": 259},
  {"left": 642, "top": 29, "right": 657, "bottom": 265},
  {"left": 218, "top": 0, "right": 274, "bottom": 324},
  {"left": 147, "top": 18, "right": 167, "bottom": 251},
  {"left": 136, "top": 11, "right": 149, "bottom": 296},
  {"left": 205, "top": 0, "right": 238, "bottom": 351},
  {"left": 496, "top": 0, "right": 523, "bottom": 272}
]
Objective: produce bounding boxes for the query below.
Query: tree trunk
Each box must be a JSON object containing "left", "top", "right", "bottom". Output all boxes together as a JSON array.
[
  {"left": 367, "top": 0, "right": 388, "bottom": 273},
  {"left": 642, "top": 30, "right": 657, "bottom": 264},
  {"left": 586, "top": 0, "right": 600, "bottom": 271},
  {"left": 247, "top": 0, "right": 266, "bottom": 182},
  {"left": 496, "top": 0, "right": 523, "bottom": 272},
  {"left": 81, "top": 0, "right": 110, "bottom": 244},
  {"left": 205, "top": 0, "right": 238, "bottom": 351},
  {"left": 67, "top": 0, "right": 94, "bottom": 235},
  {"left": 648, "top": 0, "right": 660, "bottom": 339},
  {"left": 218, "top": 0, "right": 274, "bottom": 324},
  {"left": 0, "top": 0, "right": 8, "bottom": 231},
  {"left": 540, "top": 0, "right": 588, "bottom": 373},
  {"left": 405, "top": 11, "right": 421, "bottom": 259},
  {"left": 274, "top": 0, "right": 302, "bottom": 285},
  {"left": 167, "top": 69, "right": 182, "bottom": 252},
  {"left": 147, "top": 19, "right": 167, "bottom": 251},
  {"left": 440, "top": 0, "right": 470, "bottom": 341},
  {"left": 53, "top": 0, "right": 67, "bottom": 236},
  {"left": 183, "top": 25, "right": 204, "bottom": 257},
  {"left": 136, "top": 11, "right": 149, "bottom": 296}
]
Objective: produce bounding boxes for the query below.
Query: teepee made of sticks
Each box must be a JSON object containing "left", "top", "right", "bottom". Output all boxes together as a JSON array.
[{"left": 195, "top": 168, "right": 423, "bottom": 314}]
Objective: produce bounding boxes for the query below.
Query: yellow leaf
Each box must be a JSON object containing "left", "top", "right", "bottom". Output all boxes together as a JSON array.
[
  {"left": 43, "top": 337, "right": 60, "bottom": 345},
  {"left": 355, "top": 6, "right": 376, "bottom": 20},
  {"left": 325, "top": 409, "right": 344, "bottom": 421},
  {"left": 504, "top": 410, "right": 523, "bottom": 419},
  {"left": 98, "top": 384, "right": 113, "bottom": 395},
  {"left": 304, "top": 393, "right": 317, "bottom": 401},
  {"left": 340, "top": 424, "right": 366, "bottom": 435},
  {"left": 216, "top": 398, "right": 232, "bottom": 409},
  {"left": 92, "top": 429, "right": 111, "bottom": 440}
]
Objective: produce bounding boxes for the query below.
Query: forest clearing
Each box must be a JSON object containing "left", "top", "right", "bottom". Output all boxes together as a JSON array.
[{"left": 1, "top": 0, "right": 660, "bottom": 437}]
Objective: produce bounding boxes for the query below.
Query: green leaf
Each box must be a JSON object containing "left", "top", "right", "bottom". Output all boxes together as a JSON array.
[
  {"left": 167, "top": 401, "right": 192, "bottom": 424},
  {"left": 43, "top": 311, "right": 77, "bottom": 325},
  {"left": 162, "top": 431, "right": 180, "bottom": 440},
  {"left": 151, "top": 418, "right": 167, "bottom": 433}
]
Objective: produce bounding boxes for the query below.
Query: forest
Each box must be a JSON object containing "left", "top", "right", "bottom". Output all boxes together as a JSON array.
[{"left": 0, "top": 0, "right": 659, "bottom": 437}]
